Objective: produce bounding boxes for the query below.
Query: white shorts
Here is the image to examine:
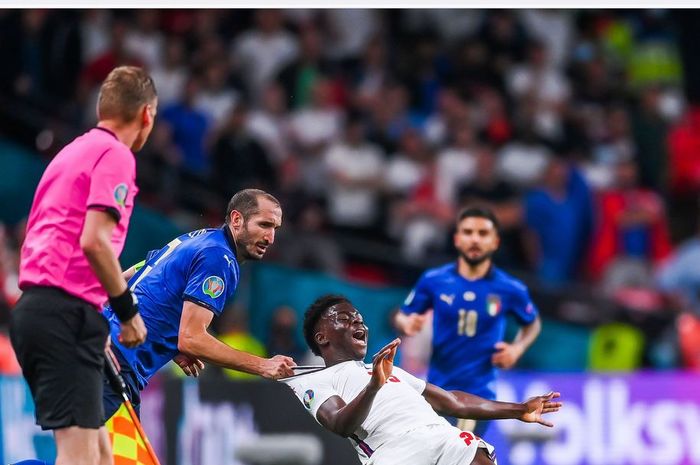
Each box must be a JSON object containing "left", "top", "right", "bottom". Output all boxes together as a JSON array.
[{"left": 367, "top": 424, "right": 496, "bottom": 465}]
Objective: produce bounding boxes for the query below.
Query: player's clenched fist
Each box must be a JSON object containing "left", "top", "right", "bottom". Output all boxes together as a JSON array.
[
  {"left": 260, "top": 355, "right": 296, "bottom": 379},
  {"left": 119, "top": 313, "right": 148, "bottom": 348}
]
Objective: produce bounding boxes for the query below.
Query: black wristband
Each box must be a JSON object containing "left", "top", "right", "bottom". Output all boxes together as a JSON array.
[{"left": 109, "top": 289, "right": 139, "bottom": 322}]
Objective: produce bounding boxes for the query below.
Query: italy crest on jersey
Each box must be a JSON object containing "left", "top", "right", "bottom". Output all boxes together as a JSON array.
[
  {"left": 202, "top": 276, "right": 225, "bottom": 298},
  {"left": 487, "top": 294, "right": 501, "bottom": 316},
  {"left": 303, "top": 390, "right": 315, "bottom": 410}
]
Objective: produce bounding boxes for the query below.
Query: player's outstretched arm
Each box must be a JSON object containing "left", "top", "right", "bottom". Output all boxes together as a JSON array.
[
  {"left": 422, "top": 384, "right": 562, "bottom": 426},
  {"left": 317, "top": 339, "right": 400, "bottom": 437},
  {"left": 393, "top": 312, "right": 429, "bottom": 336},
  {"left": 178, "top": 301, "right": 296, "bottom": 379}
]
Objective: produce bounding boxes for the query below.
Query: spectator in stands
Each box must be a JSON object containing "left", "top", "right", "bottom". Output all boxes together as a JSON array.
[
  {"left": 351, "top": 36, "right": 391, "bottom": 113},
  {"left": 232, "top": 9, "right": 299, "bottom": 100},
  {"left": 386, "top": 130, "right": 452, "bottom": 262},
  {"left": 367, "top": 83, "right": 413, "bottom": 154},
  {"left": 435, "top": 122, "right": 478, "bottom": 207},
  {"left": 78, "top": 17, "right": 142, "bottom": 122},
  {"left": 210, "top": 103, "right": 277, "bottom": 201},
  {"left": 247, "top": 82, "right": 290, "bottom": 168},
  {"left": 506, "top": 39, "right": 570, "bottom": 141},
  {"left": 589, "top": 156, "right": 672, "bottom": 285},
  {"left": 272, "top": 198, "right": 345, "bottom": 277},
  {"left": 322, "top": 9, "right": 380, "bottom": 63},
  {"left": 160, "top": 75, "right": 211, "bottom": 177},
  {"left": 657, "top": 227, "right": 700, "bottom": 317},
  {"left": 630, "top": 85, "right": 670, "bottom": 192},
  {"left": 288, "top": 79, "right": 343, "bottom": 196},
  {"left": 525, "top": 153, "right": 593, "bottom": 285},
  {"left": 0, "top": 10, "right": 82, "bottom": 106},
  {"left": 134, "top": 122, "right": 183, "bottom": 211},
  {"left": 276, "top": 25, "right": 334, "bottom": 109},
  {"left": 195, "top": 61, "right": 240, "bottom": 125},
  {"left": 497, "top": 121, "right": 551, "bottom": 188},
  {"left": 124, "top": 10, "right": 164, "bottom": 70},
  {"left": 149, "top": 37, "right": 188, "bottom": 108},
  {"left": 323, "top": 113, "right": 385, "bottom": 238}
]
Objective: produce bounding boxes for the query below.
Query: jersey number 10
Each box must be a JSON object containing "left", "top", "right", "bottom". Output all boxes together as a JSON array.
[{"left": 457, "top": 309, "right": 477, "bottom": 337}]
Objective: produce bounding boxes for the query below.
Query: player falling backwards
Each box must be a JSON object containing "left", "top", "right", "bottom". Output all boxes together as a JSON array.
[{"left": 283, "top": 295, "right": 561, "bottom": 465}]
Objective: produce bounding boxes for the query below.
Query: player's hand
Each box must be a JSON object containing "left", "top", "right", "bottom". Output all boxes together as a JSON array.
[
  {"left": 394, "top": 312, "right": 428, "bottom": 336},
  {"left": 369, "top": 338, "right": 400, "bottom": 390},
  {"left": 260, "top": 355, "right": 296, "bottom": 379},
  {"left": 519, "top": 391, "right": 562, "bottom": 427},
  {"left": 119, "top": 313, "right": 147, "bottom": 348},
  {"left": 491, "top": 341, "right": 523, "bottom": 369},
  {"left": 174, "top": 353, "right": 205, "bottom": 377}
]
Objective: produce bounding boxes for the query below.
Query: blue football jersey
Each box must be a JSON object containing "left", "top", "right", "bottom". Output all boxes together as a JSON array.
[
  {"left": 103, "top": 226, "right": 240, "bottom": 388},
  {"left": 401, "top": 263, "right": 538, "bottom": 400}
]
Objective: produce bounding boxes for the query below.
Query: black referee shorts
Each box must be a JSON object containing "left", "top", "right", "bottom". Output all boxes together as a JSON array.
[{"left": 10, "top": 286, "right": 110, "bottom": 430}]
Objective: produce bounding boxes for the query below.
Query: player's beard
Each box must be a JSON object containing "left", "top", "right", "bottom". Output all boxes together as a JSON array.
[
  {"left": 238, "top": 223, "right": 268, "bottom": 261},
  {"left": 459, "top": 249, "right": 495, "bottom": 267}
]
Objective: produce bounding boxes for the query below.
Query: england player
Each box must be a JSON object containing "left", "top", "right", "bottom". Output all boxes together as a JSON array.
[
  {"left": 393, "top": 206, "right": 541, "bottom": 435},
  {"left": 99, "top": 189, "right": 296, "bottom": 464},
  {"left": 283, "top": 295, "right": 561, "bottom": 465}
]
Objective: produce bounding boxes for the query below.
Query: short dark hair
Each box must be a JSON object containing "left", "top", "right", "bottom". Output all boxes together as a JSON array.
[
  {"left": 456, "top": 206, "right": 500, "bottom": 233},
  {"left": 97, "top": 66, "right": 157, "bottom": 122},
  {"left": 224, "top": 189, "right": 281, "bottom": 224},
  {"left": 303, "top": 294, "right": 352, "bottom": 356}
]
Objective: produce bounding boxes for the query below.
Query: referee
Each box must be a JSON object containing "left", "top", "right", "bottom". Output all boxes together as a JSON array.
[{"left": 10, "top": 66, "right": 155, "bottom": 465}]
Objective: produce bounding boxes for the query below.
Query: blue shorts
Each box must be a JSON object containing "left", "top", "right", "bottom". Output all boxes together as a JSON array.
[{"left": 102, "top": 345, "right": 142, "bottom": 421}]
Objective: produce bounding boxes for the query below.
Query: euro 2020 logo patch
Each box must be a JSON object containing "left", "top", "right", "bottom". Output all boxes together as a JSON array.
[
  {"left": 202, "top": 276, "right": 225, "bottom": 299},
  {"left": 303, "top": 390, "right": 314, "bottom": 410},
  {"left": 113, "top": 183, "right": 128, "bottom": 207}
]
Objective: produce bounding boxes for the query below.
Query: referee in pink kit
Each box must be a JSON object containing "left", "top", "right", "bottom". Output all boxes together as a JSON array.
[{"left": 10, "top": 66, "right": 156, "bottom": 465}]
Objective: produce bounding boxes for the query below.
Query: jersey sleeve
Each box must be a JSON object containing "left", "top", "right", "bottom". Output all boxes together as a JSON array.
[
  {"left": 392, "top": 367, "right": 427, "bottom": 394},
  {"left": 508, "top": 285, "right": 539, "bottom": 325},
  {"left": 86, "top": 149, "right": 135, "bottom": 222},
  {"left": 400, "top": 273, "right": 433, "bottom": 315},
  {"left": 282, "top": 374, "right": 339, "bottom": 423},
  {"left": 182, "top": 247, "right": 238, "bottom": 315}
]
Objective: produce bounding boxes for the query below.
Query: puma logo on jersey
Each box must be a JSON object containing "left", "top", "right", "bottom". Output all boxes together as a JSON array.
[{"left": 440, "top": 294, "right": 455, "bottom": 305}]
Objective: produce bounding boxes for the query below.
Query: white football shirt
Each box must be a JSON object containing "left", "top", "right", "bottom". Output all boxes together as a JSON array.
[{"left": 282, "top": 361, "right": 451, "bottom": 463}]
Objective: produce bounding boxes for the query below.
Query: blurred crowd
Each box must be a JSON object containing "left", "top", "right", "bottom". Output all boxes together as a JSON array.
[{"left": 2, "top": 9, "right": 700, "bottom": 372}]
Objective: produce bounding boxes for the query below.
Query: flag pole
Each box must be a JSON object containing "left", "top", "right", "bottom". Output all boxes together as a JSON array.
[{"left": 104, "top": 348, "right": 162, "bottom": 465}]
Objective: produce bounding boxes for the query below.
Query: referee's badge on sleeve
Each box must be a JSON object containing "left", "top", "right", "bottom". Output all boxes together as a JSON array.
[
  {"left": 113, "top": 183, "right": 128, "bottom": 207},
  {"left": 202, "top": 276, "right": 225, "bottom": 298}
]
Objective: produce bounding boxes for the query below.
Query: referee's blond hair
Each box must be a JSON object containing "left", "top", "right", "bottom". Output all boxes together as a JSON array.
[{"left": 97, "top": 66, "right": 157, "bottom": 123}]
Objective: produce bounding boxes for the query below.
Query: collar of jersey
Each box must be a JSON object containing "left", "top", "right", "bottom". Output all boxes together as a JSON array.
[
  {"left": 453, "top": 261, "right": 496, "bottom": 281},
  {"left": 221, "top": 225, "right": 238, "bottom": 258}
]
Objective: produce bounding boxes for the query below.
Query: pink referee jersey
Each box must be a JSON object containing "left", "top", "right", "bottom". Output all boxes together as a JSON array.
[{"left": 19, "top": 127, "right": 138, "bottom": 308}]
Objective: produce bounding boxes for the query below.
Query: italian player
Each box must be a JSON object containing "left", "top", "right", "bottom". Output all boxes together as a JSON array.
[
  {"left": 393, "top": 206, "right": 541, "bottom": 435},
  {"left": 100, "top": 189, "right": 296, "bottom": 444},
  {"left": 283, "top": 295, "right": 561, "bottom": 465}
]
